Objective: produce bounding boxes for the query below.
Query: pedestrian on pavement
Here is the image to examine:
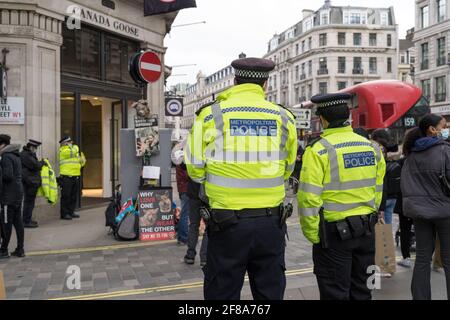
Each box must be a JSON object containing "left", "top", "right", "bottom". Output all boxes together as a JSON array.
[
  {"left": 298, "top": 93, "right": 386, "bottom": 300},
  {"left": 394, "top": 151, "right": 413, "bottom": 269},
  {"left": 372, "top": 129, "right": 401, "bottom": 225},
  {"left": 184, "top": 178, "right": 208, "bottom": 267},
  {"left": 185, "top": 57, "right": 298, "bottom": 300},
  {"left": 0, "top": 134, "right": 26, "bottom": 259},
  {"left": 401, "top": 114, "right": 450, "bottom": 300},
  {"left": 175, "top": 163, "right": 189, "bottom": 245},
  {"left": 20, "top": 139, "right": 45, "bottom": 228},
  {"left": 58, "top": 136, "right": 86, "bottom": 220}
]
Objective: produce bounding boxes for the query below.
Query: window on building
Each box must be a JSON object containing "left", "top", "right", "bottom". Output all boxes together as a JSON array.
[
  {"left": 319, "top": 33, "right": 327, "bottom": 46},
  {"left": 308, "top": 60, "right": 312, "bottom": 76},
  {"left": 401, "top": 55, "right": 406, "bottom": 64},
  {"left": 350, "top": 13, "right": 362, "bottom": 24},
  {"left": 354, "top": 33, "right": 362, "bottom": 46},
  {"left": 369, "top": 33, "right": 377, "bottom": 46},
  {"left": 308, "top": 84, "right": 312, "bottom": 99},
  {"left": 338, "top": 82, "right": 347, "bottom": 90},
  {"left": 353, "top": 57, "right": 363, "bottom": 74},
  {"left": 437, "top": 37, "right": 446, "bottom": 66},
  {"left": 303, "top": 17, "right": 313, "bottom": 32},
  {"left": 301, "top": 63, "right": 306, "bottom": 77},
  {"left": 319, "top": 82, "right": 328, "bottom": 94},
  {"left": 321, "top": 12, "right": 329, "bottom": 25},
  {"left": 319, "top": 57, "right": 328, "bottom": 74},
  {"left": 421, "top": 43, "right": 429, "bottom": 70},
  {"left": 436, "top": 76, "right": 447, "bottom": 102},
  {"left": 338, "top": 57, "right": 346, "bottom": 73},
  {"left": 387, "top": 34, "right": 392, "bottom": 47},
  {"left": 295, "top": 65, "right": 299, "bottom": 80},
  {"left": 295, "top": 87, "right": 299, "bottom": 104},
  {"left": 381, "top": 12, "right": 389, "bottom": 26},
  {"left": 302, "top": 40, "right": 305, "bottom": 52},
  {"left": 438, "top": 0, "right": 446, "bottom": 23},
  {"left": 295, "top": 44, "right": 299, "bottom": 56},
  {"left": 387, "top": 57, "right": 392, "bottom": 73},
  {"left": 338, "top": 32, "right": 346, "bottom": 45},
  {"left": 422, "top": 5, "right": 429, "bottom": 28},
  {"left": 421, "top": 79, "right": 431, "bottom": 101},
  {"left": 105, "top": 35, "right": 139, "bottom": 84},
  {"left": 370, "top": 57, "right": 377, "bottom": 74},
  {"left": 309, "top": 37, "right": 312, "bottom": 50},
  {"left": 301, "top": 86, "right": 306, "bottom": 101}
]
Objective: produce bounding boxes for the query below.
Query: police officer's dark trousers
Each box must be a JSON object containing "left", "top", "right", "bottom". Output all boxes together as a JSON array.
[
  {"left": 204, "top": 212, "right": 286, "bottom": 300},
  {"left": 313, "top": 216, "right": 376, "bottom": 301},
  {"left": 60, "top": 176, "right": 79, "bottom": 217},
  {"left": 23, "top": 186, "right": 39, "bottom": 224},
  {"left": 0, "top": 204, "right": 24, "bottom": 252}
]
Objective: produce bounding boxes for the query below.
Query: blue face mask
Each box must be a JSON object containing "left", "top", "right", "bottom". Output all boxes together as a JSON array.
[{"left": 441, "top": 128, "right": 450, "bottom": 140}]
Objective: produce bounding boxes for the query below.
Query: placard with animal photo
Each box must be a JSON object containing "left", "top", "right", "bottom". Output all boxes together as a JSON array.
[
  {"left": 138, "top": 188, "right": 176, "bottom": 242},
  {"left": 135, "top": 126, "right": 160, "bottom": 157}
]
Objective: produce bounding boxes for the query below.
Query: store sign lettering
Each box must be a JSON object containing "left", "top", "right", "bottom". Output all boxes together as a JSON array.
[{"left": 68, "top": 5, "right": 140, "bottom": 39}]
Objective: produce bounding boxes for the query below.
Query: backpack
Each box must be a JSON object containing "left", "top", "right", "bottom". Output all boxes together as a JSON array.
[
  {"left": 115, "top": 211, "right": 139, "bottom": 241},
  {"left": 105, "top": 201, "right": 119, "bottom": 233},
  {"left": 386, "top": 161, "right": 402, "bottom": 197}
]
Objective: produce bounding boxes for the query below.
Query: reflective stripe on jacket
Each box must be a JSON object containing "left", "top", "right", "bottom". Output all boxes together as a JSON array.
[
  {"left": 37, "top": 159, "right": 58, "bottom": 205},
  {"left": 297, "top": 126, "right": 386, "bottom": 244},
  {"left": 59, "top": 144, "right": 83, "bottom": 177},
  {"left": 185, "top": 83, "right": 298, "bottom": 210}
]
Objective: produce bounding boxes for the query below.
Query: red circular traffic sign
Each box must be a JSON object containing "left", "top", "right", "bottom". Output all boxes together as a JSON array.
[{"left": 138, "top": 51, "right": 162, "bottom": 83}]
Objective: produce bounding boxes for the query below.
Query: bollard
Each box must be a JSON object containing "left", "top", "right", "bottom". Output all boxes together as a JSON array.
[{"left": 0, "top": 270, "right": 6, "bottom": 300}]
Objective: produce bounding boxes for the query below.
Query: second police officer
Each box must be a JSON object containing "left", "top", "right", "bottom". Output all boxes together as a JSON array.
[
  {"left": 185, "top": 57, "right": 298, "bottom": 300},
  {"left": 298, "top": 93, "right": 386, "bottom": 300}
]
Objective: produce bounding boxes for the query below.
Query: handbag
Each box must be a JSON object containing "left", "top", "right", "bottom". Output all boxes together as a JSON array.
[{"left": 439, "top": 146, "right": 450, "bottom": 197}]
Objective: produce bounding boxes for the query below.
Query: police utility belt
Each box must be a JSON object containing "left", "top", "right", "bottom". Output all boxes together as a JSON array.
[
  {"left": 321, "top": 212, "right": 378, "bottom": 246},
  {"left": 201, "top": 204, "right": 293, "bottom": 232}
]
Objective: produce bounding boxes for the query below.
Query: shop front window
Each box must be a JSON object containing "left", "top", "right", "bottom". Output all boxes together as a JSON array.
[{"left": 60, "top": 93, "right": 76, "bottom": 139}]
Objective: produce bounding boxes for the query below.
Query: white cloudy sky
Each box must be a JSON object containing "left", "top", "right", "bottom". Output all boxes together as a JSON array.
[{"left": 164, "top": 0, "right": 415, "bottom": 88}]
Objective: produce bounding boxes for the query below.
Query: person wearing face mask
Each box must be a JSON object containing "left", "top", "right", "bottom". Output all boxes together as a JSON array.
[
  {"left": 20, "top": 140, "right": 45, "bottom": 228},
  {"left": 58, "top": 136, "right": 86, "bottom": 220},
  {"left": 0, "top": 134, "right": 25, "bottom": 259},
  {"left": 401, "top": 114, "right": 450, "bottom": 300}
]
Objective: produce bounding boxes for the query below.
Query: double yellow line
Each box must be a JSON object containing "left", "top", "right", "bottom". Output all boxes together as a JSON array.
[{"left": 50, "top": 267, "right": 314, "bottom": 301}]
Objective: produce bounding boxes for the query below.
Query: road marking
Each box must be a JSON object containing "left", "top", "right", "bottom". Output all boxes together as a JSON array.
[
  {"left": 50, "top": 267, "right": 315, "bottom": 300},
  {"left": 27, "top": 222, "right": 301, "bottom": 257}
]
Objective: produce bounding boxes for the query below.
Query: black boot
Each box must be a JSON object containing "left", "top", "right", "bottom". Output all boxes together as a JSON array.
[
  {"left": 11, "top": 249, "right": 25, "bottom": 258},
  {"left": 71, "top": 213, "right": 80, "bottom": 219},
  {"left": 61, "top": 215, "right": 73, "bottom": 220},
  {"left": 0, "top": 249, "right": 10, "bottom": 259}
]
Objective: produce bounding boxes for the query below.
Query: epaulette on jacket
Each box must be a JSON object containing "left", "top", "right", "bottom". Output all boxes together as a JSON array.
[
  {"left": 196, "top": 100, "right": 217, "bottom": 116},
  {"left": 307, "top": 136, "right": 322, "bottom": 149},
  {"left": 277, "top": 104, "right": 296, "bottom": 119}
]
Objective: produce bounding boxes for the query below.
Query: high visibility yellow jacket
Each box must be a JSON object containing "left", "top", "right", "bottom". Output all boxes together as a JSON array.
[
  {"left": 37, "top": 159, "right": 58, "bottom": 205},
  {"left": 297, "top": 126, "right": 386, "bottom": 244},
  {"left": 59, "top": 144, "right": 85, "bottom": 177},
  {"left": 185, "top": 83, "right": 298, "bottom": 210}
]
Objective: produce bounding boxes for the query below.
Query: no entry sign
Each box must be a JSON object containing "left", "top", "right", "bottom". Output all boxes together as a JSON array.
[{"left": 138, "top": 51, "right": 162, "bottom": 83}]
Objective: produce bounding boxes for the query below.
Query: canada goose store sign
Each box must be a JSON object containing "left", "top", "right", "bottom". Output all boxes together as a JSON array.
[{"left": 67, "top": 4, "right": 142, "bottom": 40}]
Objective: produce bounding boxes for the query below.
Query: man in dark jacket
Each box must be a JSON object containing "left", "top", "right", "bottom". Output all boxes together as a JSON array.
[
  {"left": 0, "top": 134, "right": 25, "bottom": 259},
  {"left": 20, "top": 139, "right": 44, "bottom": 228}
]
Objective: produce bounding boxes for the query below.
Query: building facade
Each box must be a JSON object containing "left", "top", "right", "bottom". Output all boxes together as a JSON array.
[
  {"left": 414, "top": 0, "right": 450, "bottom": 121},
  {"left": 264, "top": 1, "right": 398, "bottom": 107},
  {"left": 0, "top": 0, "right": 178, "bottom": 218},
  {"left": 181, "top": 60, "right": 237, "bottom": 129},
  {"left": 398, "top": 28, "right": 416, "bottom": 83}
]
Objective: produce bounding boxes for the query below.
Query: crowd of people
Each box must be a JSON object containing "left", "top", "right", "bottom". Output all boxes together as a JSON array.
[{"left": 0, "top": 134, "right": 85, "bottom": 259}]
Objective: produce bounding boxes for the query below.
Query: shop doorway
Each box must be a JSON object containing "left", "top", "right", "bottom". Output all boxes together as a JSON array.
[{"left": 61, "top": 92, "right": 137, "bottom": 209}]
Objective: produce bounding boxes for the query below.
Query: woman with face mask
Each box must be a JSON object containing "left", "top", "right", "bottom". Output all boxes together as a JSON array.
[{"left": 401, "top": 114, "right": 450, "bottom": 300}]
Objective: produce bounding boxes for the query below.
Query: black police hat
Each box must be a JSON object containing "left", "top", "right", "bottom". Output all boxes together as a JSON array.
[
  {"left": 27, "top": 139, "right": 42, "bottom": 147},
  {"left": 311, "top": 93, "right": 353, "bottom": 109},
  {"left": 232, "top": 57, "right": 275, "bottom": 80},
  {"left": 59, "top": 136, "right": 73, "bottom": 144},
  {"left": 0, "top": 134, "right": 11, "bottom": 145}
]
